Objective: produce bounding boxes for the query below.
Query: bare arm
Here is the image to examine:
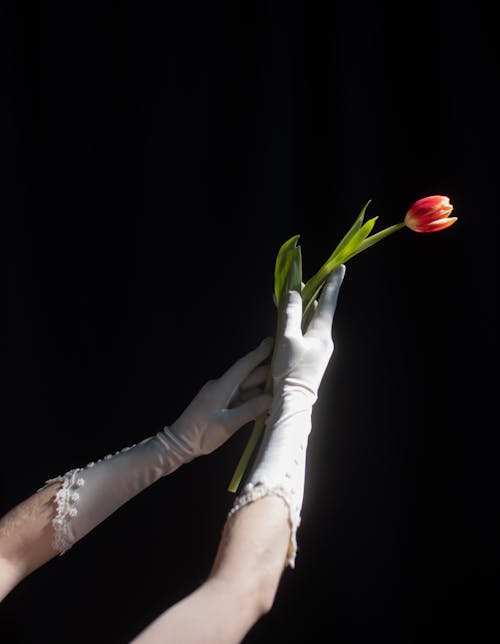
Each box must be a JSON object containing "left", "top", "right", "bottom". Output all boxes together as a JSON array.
[
  {"left": 0, "top": 482, "right": 60, "bottom": 600},
  {"left": 131, "top": 495, "right": 290, "bottom": 644}
]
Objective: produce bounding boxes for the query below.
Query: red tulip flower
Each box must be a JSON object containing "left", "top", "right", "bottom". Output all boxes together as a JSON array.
[
  {"left": 404, "top": 195, "right": 457, "bottom": 232},
  {"left": 228, "top": 194, "right": 458, "bottom": 492}
]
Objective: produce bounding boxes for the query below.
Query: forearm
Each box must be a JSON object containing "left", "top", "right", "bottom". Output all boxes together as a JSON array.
[
  {"left": 0, "top": 434, "right": 173, "bottom": 599},
  {"left": 131, "top": 496, "right": 290, "bottom": 644},
  {"left": 210, "top": 495, "right": 290, "bottom": 612},
  {"left": 0, "top": 482, "right": 60, "bottom": 600}
]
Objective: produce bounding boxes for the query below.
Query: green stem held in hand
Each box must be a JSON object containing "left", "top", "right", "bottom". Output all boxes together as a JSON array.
[
  {"left": 227, "top": 370, "right": 273, "bottom": 493},
  {"left": 228, "top": 196, "right": 456, "bottom": 493}
]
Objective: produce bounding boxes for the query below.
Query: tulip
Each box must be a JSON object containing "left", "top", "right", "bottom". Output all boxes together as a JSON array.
[
  {"left": 404, "top": 195, "right": 457, "bottom": 232},
  {"left": 228, "top": 195, "right": 457, "bottom": 493}
]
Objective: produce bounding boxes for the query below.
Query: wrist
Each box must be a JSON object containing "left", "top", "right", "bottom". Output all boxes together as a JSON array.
[
  {"left": 156, "top": 426, "right": 195, "bottom": 470},
  {"left": 233, "top": 387, "right": 313, "bottom": 568}
]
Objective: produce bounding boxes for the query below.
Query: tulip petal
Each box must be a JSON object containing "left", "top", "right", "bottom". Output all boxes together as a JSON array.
[{"left": 413, "top": 217, "right": 458, "bottom": 233}]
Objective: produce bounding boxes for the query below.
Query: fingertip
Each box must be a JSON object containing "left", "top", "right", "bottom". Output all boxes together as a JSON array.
[
  {"left": 259, "top": 336, "right": 274, "bottom": 354},
  {"left": 285, "top": 289, "right": 303, "bottom": 310},
  {"left": 281, "top": 290, "right": 304, "bottom": 332},
  {"left": 336, "top": 264, "right": 346, "bottom": 280},
  {"left": 327, "top": 264, "right": 346, "bottom": 288}
]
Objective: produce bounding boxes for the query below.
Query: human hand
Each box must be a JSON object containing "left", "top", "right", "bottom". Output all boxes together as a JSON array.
[
  {"left": 166, "top": 338, "right": 274, "bottom": 461},
  {"left": 272, "top": 265, "right": 345, "bottom": 401}
]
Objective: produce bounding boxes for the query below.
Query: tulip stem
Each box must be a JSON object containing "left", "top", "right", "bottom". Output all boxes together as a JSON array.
[
  {"left": 228, "top": 298, "right": 287, "bottom": 493},
  {"left": 354, "top": 222, "right": 406, "bottom": 254},
  {"left": 227, "top": 371, "right": 272, "bottom": 493}
]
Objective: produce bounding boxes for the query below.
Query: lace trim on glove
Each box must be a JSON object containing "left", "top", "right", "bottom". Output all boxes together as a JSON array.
[
  {"left": 228, "top": 481, "right": 301, "bottom": 569},
  {"left": 41, "top": 468, "right": 85, "bottom": 555},
  {"left": 40, "top": 444, "right": 138, "bottom": 555}
]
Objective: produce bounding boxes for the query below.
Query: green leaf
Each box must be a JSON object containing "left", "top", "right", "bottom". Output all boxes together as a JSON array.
[
  {"left": 299, "top": 201, "right": 372, "bottom": 311},
  {"left": 299, "top": 206, "right": 377, "bottom": 321},
  {"left": 326, "top": 199, "right": 371, "bottom": 261},
  {"left": 278, "top": 245, "right": 302, "bottom": 337},
  {"left": 274, "top": 234, "right": 301, "bottom": 309},
  {"left": 283, "top": 246, "right": 302, "bottom": 296},
  {"left": 329, "top": 216, "right": 379, "bottom": 265}
]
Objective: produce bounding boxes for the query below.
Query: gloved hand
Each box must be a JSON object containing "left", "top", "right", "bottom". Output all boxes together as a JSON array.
[
  {"left": 43, "top": 338, "right": 274, "bottom": 554},
  {"left": 229, "top": 266, "right": 346, "bottom": 567},
  {"left": 166, "top": 336, "right": 274, "bottom": 463}
]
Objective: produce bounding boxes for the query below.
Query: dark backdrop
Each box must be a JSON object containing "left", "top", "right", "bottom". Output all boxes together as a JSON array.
[{"left": 2, "top": 1, "right": 498, "bottom": 642}]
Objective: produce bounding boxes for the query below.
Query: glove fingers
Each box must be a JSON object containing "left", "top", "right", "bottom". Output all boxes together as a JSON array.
[
  {"left": 228, "top": 365, "right": 269, "bottom": 407},
  {"left": 282, "top": 290, "right": 304, "bottom": 338},
  {"left": 307, "top": 265, "right": 345, "bottom": 337},
  {"left": 301, "top": 298, "right": 318, "bottom": 331},
  {"left": 217, "top": 337, "right": 273, "bottom": 401},
  {"left": 230, "top": 385, "right": 270, "bottom": 406},
  {"left": 239, "top": 364, "right": 270, "bottom": 391},
  {"left": 223, "top": 394, "right": 273, "bottom": 435},
  {"left": 234, "top": 387, "right": 263, "bottom": 403}
]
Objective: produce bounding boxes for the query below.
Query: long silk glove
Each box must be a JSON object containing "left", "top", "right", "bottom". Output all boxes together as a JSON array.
[
  {"left": 43, "top": 338, "right": 274, "bottom": 554},
  {"left": 229, "top": 266, "right": 345, "bottom": 567}
]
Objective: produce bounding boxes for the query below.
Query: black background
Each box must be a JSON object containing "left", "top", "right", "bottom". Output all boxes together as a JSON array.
[{"left": 1, "top": 1, "right": 498, "bottom": 642}]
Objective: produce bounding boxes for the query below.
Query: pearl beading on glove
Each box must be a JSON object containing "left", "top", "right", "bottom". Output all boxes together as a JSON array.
[{"left": 41, "top": 443, "right": 137, "bottom": 554}]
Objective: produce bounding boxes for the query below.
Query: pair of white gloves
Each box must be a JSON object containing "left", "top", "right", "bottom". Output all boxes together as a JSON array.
[{"left": 44, "top": 267, "right": 345, "bottom": 567}]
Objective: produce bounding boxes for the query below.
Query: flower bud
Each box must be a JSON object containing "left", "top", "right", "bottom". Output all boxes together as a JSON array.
[{"left": 404, "top": 195, "right": 457, "bottom": 233}]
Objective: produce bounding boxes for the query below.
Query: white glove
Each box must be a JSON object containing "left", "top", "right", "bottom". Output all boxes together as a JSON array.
[
  {"left": 229, "top": 266, "right": 345, "bottom": 567},
  {"left": 43, "top": 338, "right": 274, "bottom": 554}
]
